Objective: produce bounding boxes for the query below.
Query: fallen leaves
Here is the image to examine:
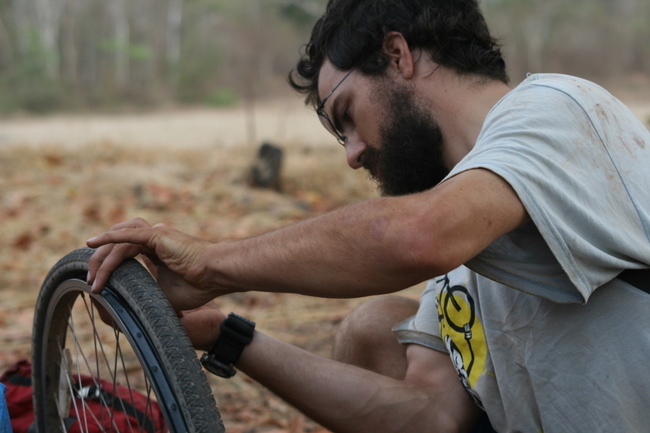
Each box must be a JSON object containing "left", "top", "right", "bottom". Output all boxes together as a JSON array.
[
  {"left": 11, "top": 232, "right": 34, "bottom": 251},
  {"left": 0, "top": 137, "right": 376, "bottom": 432}
]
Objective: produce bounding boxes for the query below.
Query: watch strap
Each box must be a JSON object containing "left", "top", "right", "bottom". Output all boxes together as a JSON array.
[{"left": 201, "top": 313, "right": 255, "bottom": 378}]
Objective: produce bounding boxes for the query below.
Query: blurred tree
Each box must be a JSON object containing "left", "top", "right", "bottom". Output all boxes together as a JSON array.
[
  {"left": 0, "top": 0, "right": 646, "bottom": 113},
  {"left": 166, "top": 0, "right": 183, "bottom": 94},
  {"left": 280, "top": 0, "right": 324, "bottom": 28},
  {"left": 35, "top": 0, "right": 66, "bottom": 79},
  {"left": 110, "top": 0, "right": 129, "bottom": 92},
  {"left": 482, "top": 0, "right": 650, "bottom": 82}
]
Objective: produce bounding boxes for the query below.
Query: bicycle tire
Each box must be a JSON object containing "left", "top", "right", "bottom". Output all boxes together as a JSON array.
[{"left": 32, "top": 247, "right": 224, "bottom": 433}]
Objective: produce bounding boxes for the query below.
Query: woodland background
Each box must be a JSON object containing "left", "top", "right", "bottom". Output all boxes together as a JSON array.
[
  {"left": 1, "top": 1, "right": 650, "bottom": 432},
  {"left": 0, "top": 0, "right": 649, "bottom": 113}
]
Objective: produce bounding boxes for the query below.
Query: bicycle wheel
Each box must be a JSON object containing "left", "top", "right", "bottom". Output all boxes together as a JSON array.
[{"left": 32, "top": 247, "right": 224, "bottom": 433}]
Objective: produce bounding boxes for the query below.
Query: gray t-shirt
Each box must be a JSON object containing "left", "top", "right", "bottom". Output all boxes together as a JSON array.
[{"left": 395, "top": 74, "right": 650, "bottom": 432}]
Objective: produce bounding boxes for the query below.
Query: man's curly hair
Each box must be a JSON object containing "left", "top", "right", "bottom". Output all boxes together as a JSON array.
[{"left": 288, "top": 0, "right": 508, "bottom": 108}]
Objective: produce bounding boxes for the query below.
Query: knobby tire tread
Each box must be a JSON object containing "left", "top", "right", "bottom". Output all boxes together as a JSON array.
[{"left": 32, "top": 247, "right": 223, "bottom": 433}]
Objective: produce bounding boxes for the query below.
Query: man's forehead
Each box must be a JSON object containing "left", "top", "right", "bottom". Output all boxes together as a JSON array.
[{"left": 317, "top": 61, "right": 348, "bottom": 102}]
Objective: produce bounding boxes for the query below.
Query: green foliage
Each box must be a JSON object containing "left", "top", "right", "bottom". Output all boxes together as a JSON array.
[
  {"left": 128, "top": 44, "right": 151, "bottom": 60},
  {"left": 0, "top": 28, "right": 65, "bottom": 113},
  {"left": 279, "top": 3, "right": 320, "bottom": 28},
  {"left": 175, "top": 32, "right": 224, "bottom": 103},
  {"left": 18, "top": 81, "right": 64, "bottom": 113},
  {"left": 99, "top": 39, "right": 151, "bottom": 60},
  {"left": 0, "top": 75, "right": 65, "bottom": 114},
  {"left": 0, "top": 0, "right": 647, "bottom": 112},
  {"left": 206, "top": 88, "right": 238, "bottom": 107},
  {"left": 98, "top": 38, "right": 122, "bottom": 52}
]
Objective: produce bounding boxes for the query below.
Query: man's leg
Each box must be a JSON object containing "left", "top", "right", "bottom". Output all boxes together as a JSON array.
[
  {"left": 333, "top": 295, "right": 497, "bottom": 433},
  {"left": 332, "top": 295, "right": 418, "bottom": 380}
]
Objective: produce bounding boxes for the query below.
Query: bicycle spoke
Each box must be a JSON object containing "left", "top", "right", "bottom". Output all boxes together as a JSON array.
[
  {"left": 32, "top": 249, "right": 222, "bottom": 433},
  {"left": 114, "top": 327, "right": 139, "bottom": 433},
  {"left": 79, "top": 290, "right": 157, "bottom": 433},
  {"left": 88, "top": 296, "right": 107, "bottom": 429},
  {"left": 71, "top": 294, "right": 122, "bottom": 431}
]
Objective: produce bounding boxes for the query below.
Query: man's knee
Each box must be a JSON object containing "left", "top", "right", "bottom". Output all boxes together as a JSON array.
[
  {"left": 333, "top": 295, "right": 419, "bottom": 378},
  {"left": 336, "top": 296, "right": 418, "bottom": 346}
]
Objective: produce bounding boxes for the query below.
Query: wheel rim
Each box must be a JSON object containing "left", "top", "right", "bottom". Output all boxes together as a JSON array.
[{"left": 35, "top": 278, "right": 184, "bottom": 433}]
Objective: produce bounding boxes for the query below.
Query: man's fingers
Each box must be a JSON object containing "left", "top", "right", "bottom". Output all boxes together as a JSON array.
[
  {"left": 86, "top": 217, "right": 154, "bottom": 250},
  {"left": 87, "top": 243, "right": 115, "bottom": 286},
  {"left": 88, "top": 242, "right": 146, "bottom": 293},
  {"left": 86, "top": 227, "right": 157, "bottom": 249},
  {"left": 85, "top": 220, "right": 164, "bottom": 293}
]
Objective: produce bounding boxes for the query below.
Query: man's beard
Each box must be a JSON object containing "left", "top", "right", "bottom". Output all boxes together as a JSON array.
[{"left": 362, "top": 83, "right": 449, "bottom": 197}]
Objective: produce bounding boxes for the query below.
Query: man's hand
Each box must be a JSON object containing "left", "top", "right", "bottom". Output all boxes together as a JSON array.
[
  {"left": 177, "top": 301, "right": 226, "bottom": 352},
  {"left": 86, "top": 218, "right": 219, "bottom": 311}
]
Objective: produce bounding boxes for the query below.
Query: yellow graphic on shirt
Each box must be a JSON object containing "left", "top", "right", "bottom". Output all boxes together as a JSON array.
[{"left": 436, "top": 276, "right": 488, "bottom": 408}]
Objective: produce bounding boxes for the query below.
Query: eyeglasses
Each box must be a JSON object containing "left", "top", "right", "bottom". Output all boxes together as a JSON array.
[{"left": 316, "top": 69, "right": 354, "bottom": 145}]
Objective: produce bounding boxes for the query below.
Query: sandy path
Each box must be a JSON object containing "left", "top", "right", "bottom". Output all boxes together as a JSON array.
[
  {"left": 1, "top": 97, "right": 648, "bottom": 149},
  {"left": 0, "top": 97, "right": 332, "bottom": 149}
]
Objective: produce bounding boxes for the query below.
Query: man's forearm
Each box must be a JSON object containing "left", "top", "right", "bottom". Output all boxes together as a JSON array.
[
  {"left": 202, "top": 169, "right": 527, "bottom": 300},
  {"left": 204, "top": 196, "right": 440, "bottom": 299},
  {"left": 237, "top": 332, "right": 465, "bottom": 433}
]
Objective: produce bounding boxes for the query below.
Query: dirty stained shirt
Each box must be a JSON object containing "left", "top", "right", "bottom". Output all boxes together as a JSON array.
[
  {"left": 395, "top": 74, "right": 650, "bottom": 432},
  {"left": 454, "top": 73, "right": 650, "bottom": 304}
]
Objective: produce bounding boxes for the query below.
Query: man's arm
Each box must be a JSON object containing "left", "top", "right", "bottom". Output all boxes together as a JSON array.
[
  {"left": 88, "top": 168, "right": 528, "bottom": 305},
  {"left": 236, "top": 332, "right": 481, "bottom": 433},
  {"left": 177, "top": 301, "right": 481, "bottom": 433},
  {"left": 200, "top": 168, "right": 527, "bottom": 297}
]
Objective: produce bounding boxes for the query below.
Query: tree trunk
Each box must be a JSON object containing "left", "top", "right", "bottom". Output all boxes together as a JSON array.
[
  {"left": 0, "top": 12, "right": 14, "bottom": 65},
  {"left": 11, "top": 0, "right": 29, "bottom": 56},
  {"left": 34, "top": 0, "right": 66, "bottom": 79},
  {"left": 61, "top": 0, "right": 79, "bottom": 94},
  {"left": 111, "top": 0, "right": 129, "bottom": 91},
  {"left": 166, "top": 0, "right": 183, "bottom": 93}
]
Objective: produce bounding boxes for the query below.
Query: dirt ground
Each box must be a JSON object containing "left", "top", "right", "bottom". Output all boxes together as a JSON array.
[
  {"left": 1, "top": 92, "right": 649, "bottom": 432},
  {"left": 0, "top": 95, "right": 412, "bottom": 433}
]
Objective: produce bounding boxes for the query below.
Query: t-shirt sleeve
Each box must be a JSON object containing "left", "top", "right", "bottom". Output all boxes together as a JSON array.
[
  {"left": 393, "top": 279, "right": 448, "bottom": 352},
  {"left": 446, "top": 79, "right": 650, "bottom": 302}
]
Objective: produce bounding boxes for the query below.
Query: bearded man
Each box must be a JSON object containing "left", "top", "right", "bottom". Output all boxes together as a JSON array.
[{"left": 87, "top": 1, "right": 650, "bottom": 431}]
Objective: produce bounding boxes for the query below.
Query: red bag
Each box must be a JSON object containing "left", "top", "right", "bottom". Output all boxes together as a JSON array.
[{"left": 1, "top": 360, "right": 166, "bottom": 433}]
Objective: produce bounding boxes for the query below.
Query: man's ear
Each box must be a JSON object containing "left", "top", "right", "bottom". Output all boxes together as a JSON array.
[{"left": 382, "top": 32, "right": 415, "bottom": 79}]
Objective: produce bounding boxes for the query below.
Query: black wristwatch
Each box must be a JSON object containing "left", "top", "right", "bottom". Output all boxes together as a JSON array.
[{"left": 200, "top": 313, "right": 256, "bottom": 378}]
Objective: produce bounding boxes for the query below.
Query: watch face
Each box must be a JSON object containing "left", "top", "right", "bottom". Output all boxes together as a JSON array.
[{"left": 201, "top": 353, "right": 236, "bottom": 378}]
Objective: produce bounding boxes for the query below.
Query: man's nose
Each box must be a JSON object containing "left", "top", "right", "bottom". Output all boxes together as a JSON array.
[{"left": 345, "top": 134, "right": 367, "bottom": 169}]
